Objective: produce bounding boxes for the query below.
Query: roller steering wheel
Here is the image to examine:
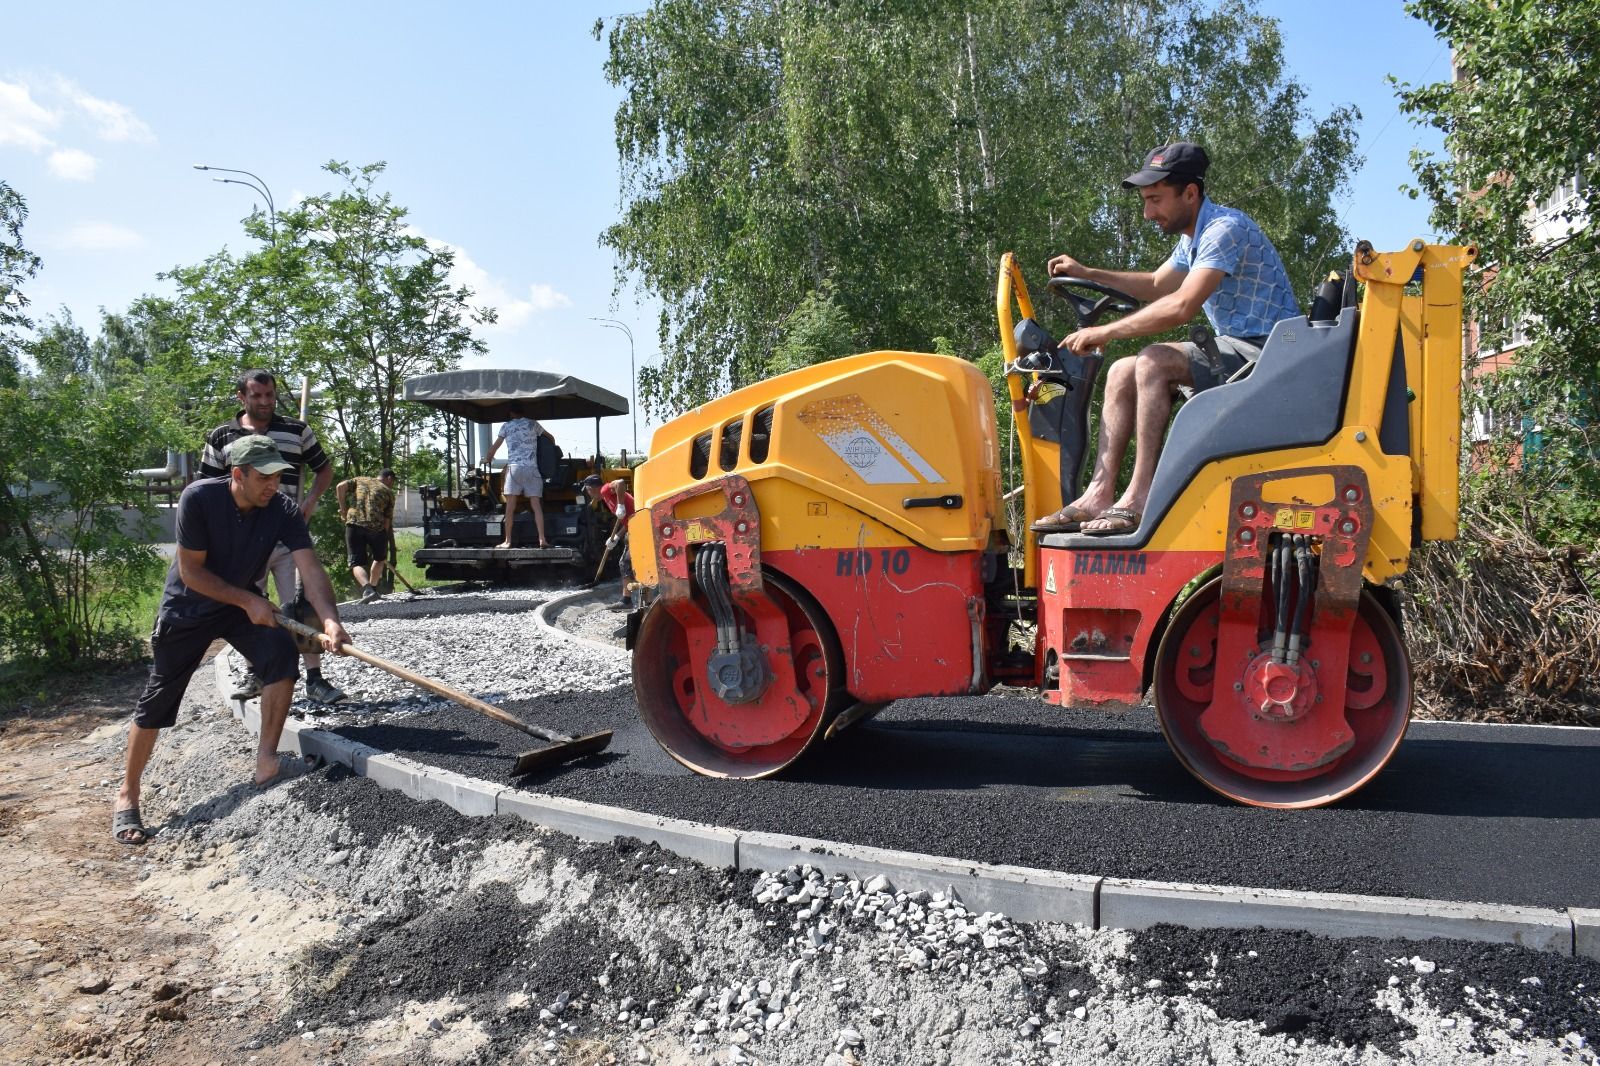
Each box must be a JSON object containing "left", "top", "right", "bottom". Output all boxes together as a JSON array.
[{"left": 1045, "top": 275, "right": 1141, "bottom": 329}]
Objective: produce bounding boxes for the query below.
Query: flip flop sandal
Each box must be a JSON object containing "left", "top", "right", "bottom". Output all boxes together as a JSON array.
[
  {"left": 1080, "top": 507, "right": 1142, "bottom": 536},
  {"left": 112, "top": 806, "right": 147, "bottom": 846},
  {"left": 1030, "top": 504, "right": 1099, "bottom": 533}
]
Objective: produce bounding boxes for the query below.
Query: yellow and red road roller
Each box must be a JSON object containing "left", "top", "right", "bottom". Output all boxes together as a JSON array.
[{"left": 625, "top": 240, "right": 1476, "bottom": 808}]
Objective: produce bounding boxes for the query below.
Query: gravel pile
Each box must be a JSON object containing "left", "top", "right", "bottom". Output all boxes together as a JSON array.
[{"left": 258, "top": 583, "right": 630, "bottom": 723}]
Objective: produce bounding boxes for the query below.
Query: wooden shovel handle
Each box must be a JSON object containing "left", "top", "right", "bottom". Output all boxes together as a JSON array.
[{"left": 274, "top": 614, "right": 573, "bottom": 744}]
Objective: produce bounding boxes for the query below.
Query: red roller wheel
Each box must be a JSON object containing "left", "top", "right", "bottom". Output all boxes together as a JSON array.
[
  {"left": 633, "top": 569, "right": 846, "bottom": 778},
  {"left": 1153, "top": 576, "right": 1411, "bottom": 808}
]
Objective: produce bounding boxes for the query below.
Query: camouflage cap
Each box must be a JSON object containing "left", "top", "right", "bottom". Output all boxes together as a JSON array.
[{"left": 226, "top": 434, "right": 293, "bottom": 475}]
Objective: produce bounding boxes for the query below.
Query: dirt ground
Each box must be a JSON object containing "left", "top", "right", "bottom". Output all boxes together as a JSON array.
[{"left": 0, "top": 653, "right": 324, "bottom": 1066}]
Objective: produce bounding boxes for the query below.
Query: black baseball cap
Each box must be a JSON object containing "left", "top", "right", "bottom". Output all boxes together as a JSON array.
[
  {"left": 1122, "top": 142, "right": 1210, "bottom": 188},
  {"left": 580, "top": 474, "right": 603, "bottom": 489}
]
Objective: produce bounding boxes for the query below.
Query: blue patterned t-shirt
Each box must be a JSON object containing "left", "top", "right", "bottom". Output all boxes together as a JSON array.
[
  {"left": 1168, "top": 199, "right": 1300, "bottom": 339},
  {"left": 495, "top": 417, "right": 545, "bottom": 465}
]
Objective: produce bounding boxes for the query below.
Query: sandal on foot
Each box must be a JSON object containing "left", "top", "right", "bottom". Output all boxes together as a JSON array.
[
  {"left": 1030, "top": 504, "right": 1098, "bottom": 534},
  {"left": 1081, "top": 506, "right": 1142, "bottom": 536},
  {"left": 112, "top": 806, "right": 147, "bottom": 846}
]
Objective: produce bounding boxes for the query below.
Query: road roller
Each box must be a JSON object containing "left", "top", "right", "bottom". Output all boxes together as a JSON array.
[{"left": 624, "top": 239, "right": 1476, "bottom": 808}]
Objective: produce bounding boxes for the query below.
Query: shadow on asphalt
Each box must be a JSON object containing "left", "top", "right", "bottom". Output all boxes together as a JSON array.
[{"left": 796, "top": 720, "right": 1600, "bottom": 819}]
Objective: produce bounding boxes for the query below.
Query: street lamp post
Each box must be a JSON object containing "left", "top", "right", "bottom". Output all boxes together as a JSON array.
[
  {"left": 192, "top": 164, "right": 277, "bottom": 235},
  {"left": 591, "top": 317, "right": 638, "bottom": 457},
  {"left": 194, "top": 163, "right": 285, "bottom": 374}
]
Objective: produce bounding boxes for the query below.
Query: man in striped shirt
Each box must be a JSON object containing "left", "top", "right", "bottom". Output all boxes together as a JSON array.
[{"left": 200, "top": 369, "right": 343, "bottom": 704}]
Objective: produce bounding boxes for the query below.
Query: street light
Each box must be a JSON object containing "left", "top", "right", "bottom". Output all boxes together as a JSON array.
[
  {"left": 591, "top": 317, "right": 638, "bottom": 456},
  {"left": 192, "top": 164, "right": 277, "bottom": 236},
  {"left": 195, "top": 163, "right": 284, "bottom": 375}
]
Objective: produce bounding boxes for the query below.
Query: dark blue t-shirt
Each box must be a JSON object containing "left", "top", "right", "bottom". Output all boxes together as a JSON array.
[{"left": 159, "top": 477, "right": 313, "bottom": 626}]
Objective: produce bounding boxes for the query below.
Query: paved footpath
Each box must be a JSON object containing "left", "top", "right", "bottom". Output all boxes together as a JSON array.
[{"left": 326, "top": 682, "right": 1600, "bottom": 913}]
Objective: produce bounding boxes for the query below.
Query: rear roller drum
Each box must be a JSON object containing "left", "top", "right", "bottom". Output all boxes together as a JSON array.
[
  {"left": 633, "top": 568, "right": 847, "bottom": 778},
  {"left": 1153, "top": 576, "right": 1411, "bottom": 808}
]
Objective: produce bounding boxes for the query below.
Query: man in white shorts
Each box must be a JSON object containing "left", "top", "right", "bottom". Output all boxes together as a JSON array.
[{"left": 484, "top": 402, "right": 554, "bottom": 549}]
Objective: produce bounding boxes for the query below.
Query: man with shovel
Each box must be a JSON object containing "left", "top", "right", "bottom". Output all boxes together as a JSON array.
[
  {"left": 112, "top": 435, "right": 351, "bottom": 845},
  {"left": 581, "top": 475, "right": 635, "bottom": 608}
]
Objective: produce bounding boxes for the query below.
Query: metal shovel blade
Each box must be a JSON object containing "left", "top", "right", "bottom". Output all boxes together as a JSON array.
[{"left": 511, "top": 730, "right": 614, "bottom": 775}]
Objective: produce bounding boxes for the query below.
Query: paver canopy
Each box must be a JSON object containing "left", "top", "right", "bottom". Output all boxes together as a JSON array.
[{"left": 404, "top": 369, "right": 629, "bottom": 424}]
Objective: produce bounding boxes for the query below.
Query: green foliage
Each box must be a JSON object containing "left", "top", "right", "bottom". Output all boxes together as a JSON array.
[
  {"left": 1, "top": 180, "right": 43, "bottom": 382},
  {"left": 1397, "top": 0, "right": 1600, "bottom": 546},
  {"left": 601, "top": 0, "right": 1359, "bottom": 418},
  {"left": 768, "top": 282, "right": 857, "bottom": 376},
  {"left": 165, "top": 161, "right": 493, "bottom": 476},
  {"left": 0, "top": 183, "right": 186, "bottom": 677},
  {"left": 0, "top": 363, "right": 185, "bottom": 675}
]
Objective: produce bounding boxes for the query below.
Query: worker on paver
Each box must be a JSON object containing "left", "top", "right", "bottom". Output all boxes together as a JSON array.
[
  {"left": 113, "top": 435, "right": 351, "bottom": 845},
  {"left": 1030, "top": 142, "right": 1300, "bottom": 537},
  {"left": 200, "top": 369, "right": 344, "bottom": 704},
  {"left": 336, "top": 469, "right": 397, "bottom": 603},
  {"left": 582, "top": 474, "right": 635, "bottom": 608},
  {"left": 483, "top": 402, "right": 555, "bottom": 550}
]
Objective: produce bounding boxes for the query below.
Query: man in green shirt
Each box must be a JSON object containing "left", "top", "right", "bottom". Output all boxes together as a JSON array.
[{"left": 336, "top": 469, "right": 397, "bottom": 603}]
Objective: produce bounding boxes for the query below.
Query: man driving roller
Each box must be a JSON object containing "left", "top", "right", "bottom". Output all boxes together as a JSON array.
[{"left": 1032, "top": 142, "right": 1300, "bottom": 536}]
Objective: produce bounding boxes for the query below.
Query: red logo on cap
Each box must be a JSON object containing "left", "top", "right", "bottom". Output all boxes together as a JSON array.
[{"left": 1152, "top": 155, "right": 1165, "bottom": 165}]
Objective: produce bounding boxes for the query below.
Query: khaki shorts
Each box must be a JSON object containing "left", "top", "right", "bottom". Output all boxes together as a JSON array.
[
  {"left": 503, "top": 462, "right": 544, "bottom": 498},
  {"left": 1180, "top": 335, "right": 1267, "bottom": 394}
]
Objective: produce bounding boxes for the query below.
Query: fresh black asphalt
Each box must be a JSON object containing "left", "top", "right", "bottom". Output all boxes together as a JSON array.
[{"left": 328, "top": 682, "right": 1600, "bottom": 911}]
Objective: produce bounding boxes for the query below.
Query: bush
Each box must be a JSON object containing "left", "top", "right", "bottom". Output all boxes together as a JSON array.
[
  {"left": 1404, "top": 485, "right": 1600, "bottom": 725},
  {"left": 0, "top": 371, "right": 183, "bottom": 680}
]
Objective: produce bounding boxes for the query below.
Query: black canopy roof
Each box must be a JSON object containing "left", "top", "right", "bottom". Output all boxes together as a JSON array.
[{"left": 403, "top": 369, "right": 629, "bottom": 423}]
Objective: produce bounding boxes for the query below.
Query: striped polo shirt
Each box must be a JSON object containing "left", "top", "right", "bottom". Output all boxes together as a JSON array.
[{"left": 199, "top": 412, "right": 331, "bottom": 501}]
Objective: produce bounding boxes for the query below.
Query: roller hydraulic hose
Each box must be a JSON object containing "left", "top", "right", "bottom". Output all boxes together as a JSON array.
[
  {"left": 692, "top": 543, "right": 771, "bottom": 705},
  {"left": 1285, "top": 535, "right": 1319, "bottom": 666}
]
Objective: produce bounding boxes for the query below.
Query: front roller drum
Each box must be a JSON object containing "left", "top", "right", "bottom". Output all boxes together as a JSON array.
[
  {"left": 1154, "top": 576, "right": 1411, "bottom": 808},
  {"left": 633, "top": 569, "right": 847, "bottom": 778}
]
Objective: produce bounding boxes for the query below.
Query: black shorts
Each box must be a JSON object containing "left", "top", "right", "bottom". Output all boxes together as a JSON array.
[
  {"left": 134, "top": 611, "right": 298, "bottom": 729},
  {"left": 345, "top": 524, "right": 389, "bottom": 568}
]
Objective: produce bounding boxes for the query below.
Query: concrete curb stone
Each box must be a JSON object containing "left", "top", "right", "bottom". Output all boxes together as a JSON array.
[
  {"left": 1100, "top": 877, "right": 1574, "bottom": 953},
  {"left": 1572, "top": 907, "right": 1600, "bottom": 961},
  {"left": 497, "top": 788, "right": 738, "bottom": 869},
  {"left": 533, "top": 588, "right": 623, "bottom": 655},
  {"left": 737, "top": 830, "right": 1100, "bottom": 926}
]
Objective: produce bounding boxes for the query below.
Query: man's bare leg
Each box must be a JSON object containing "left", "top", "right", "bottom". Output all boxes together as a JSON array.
[
  {"left": 498, "top": 495, "right": 521, "bottom": 549},
  {"left": 1059, "top": 357, "right": 1139, "bottom": 517},
  {"left": 114, "top": 723, "right": 160, "bottom": 841},
  {"left": 1082, "top": 344, "right": 1193, "bottom": 532},
  {"left": 256, "top": 677, "right": 293, "bottom": 785},
  {"left": 352, "top": 564, "right": 372, "bottom": 587},
  {"left": 369, "top": 557, "right": 387, "bottom": 586}
]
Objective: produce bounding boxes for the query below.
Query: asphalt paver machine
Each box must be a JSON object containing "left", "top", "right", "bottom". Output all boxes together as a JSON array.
[
  {"left": 624, "top": 240, "right": 1476, "bottom": 808},
  {"left": 405, "top": 369, "right": 634, "bottom": 582}
]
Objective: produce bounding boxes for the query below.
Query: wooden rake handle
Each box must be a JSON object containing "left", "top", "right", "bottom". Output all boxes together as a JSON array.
[{"left": 274, "top": 613, "right": 576, "bottom": 744}]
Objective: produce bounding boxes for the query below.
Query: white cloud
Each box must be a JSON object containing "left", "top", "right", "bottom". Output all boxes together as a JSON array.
[
  {"left": 528, "top": 283, "right": 573, "bottom": 312},
  {"left": 0, "top": 75, "right": 153, "bottom": 178},
  {"left": 57, "top": 221, "right": 144, "bottom": 251},
  {"left": 0, "top": 79, "right": 58, "bottom": 151},
  {"left": 47, "top": 147, "right": 98, "bottom": 181},
  {"left": 404, "top": 226, "right": 570, "bottom": 333},
  {"left": 56, "top": 78, "right": 154, "bottom": 143}
]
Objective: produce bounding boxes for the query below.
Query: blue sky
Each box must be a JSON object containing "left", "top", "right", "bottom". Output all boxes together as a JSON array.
[{"left": 5, "top": 2, "right": 1449, "bottom": 456}]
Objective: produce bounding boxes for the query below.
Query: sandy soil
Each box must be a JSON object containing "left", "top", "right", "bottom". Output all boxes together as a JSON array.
[{"left": 0, "top": 654, "right": 323, "bottom": 1066}]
